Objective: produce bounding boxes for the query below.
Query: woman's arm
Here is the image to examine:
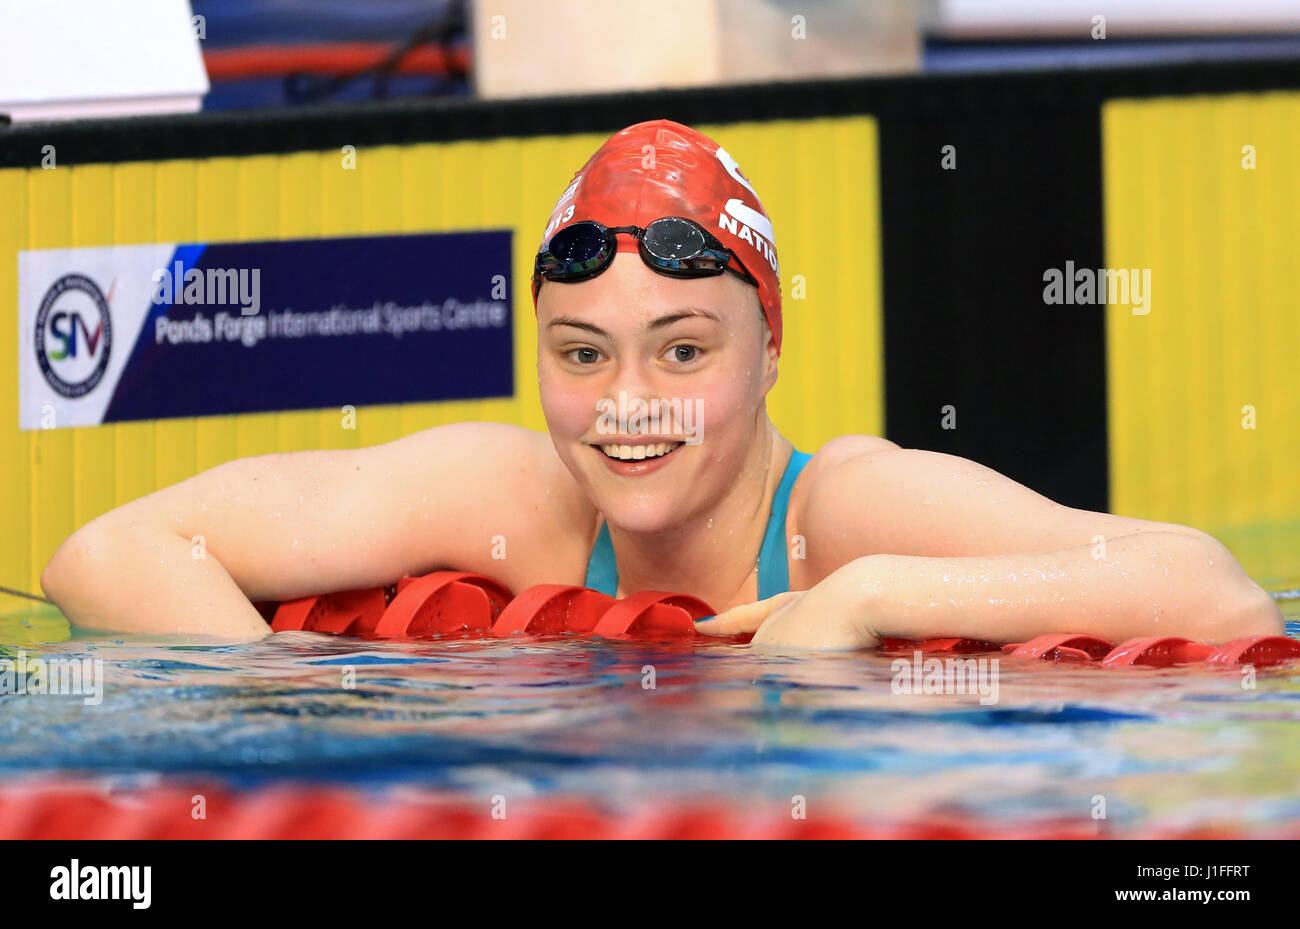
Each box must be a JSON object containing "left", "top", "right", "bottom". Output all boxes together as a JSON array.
[
  {"left": 40, "top": 422, "right": 563, "bottom": 638},
  {"left": 699, "top": 444, "right": 1283, "bottom": 648},
  {"left": 699, "top": 535, "right": 1282, "bottom": 648},
  {"left": 856, "top": 530, "right": 1281, "bottom": 644}
]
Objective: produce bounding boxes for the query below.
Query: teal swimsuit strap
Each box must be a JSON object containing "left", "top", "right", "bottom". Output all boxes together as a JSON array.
[
  {"left": 585, "top": 520, "right": 618, "bottom": 597},
  {"left": 584, "top": 448, "right": 812, "bottom": 601},
  {"left": 757, "top": 449, "right": 812, "bottom": 600}
]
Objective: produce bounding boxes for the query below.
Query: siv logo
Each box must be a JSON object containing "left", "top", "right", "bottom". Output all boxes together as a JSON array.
[{"left": 34, "top": 273, "right": 113, "bottom": 398}]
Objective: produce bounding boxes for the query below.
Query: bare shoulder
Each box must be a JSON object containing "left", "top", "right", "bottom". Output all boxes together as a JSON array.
[
  {"left": 391, "top": 419, "right": 551, "bottom": 456},
  {"left": 386, "top": 421, "right": 595, "bottom": 583},
  {"left": 394, "top": 419, "right": 592, "bottom": 519},
  {"left": 791, "top": 440, "right": 1168, "bottom": 565},
  {"left": 787, "top": 434, "right": 900, "bottom": 584},
  {"left": 805, "top": 434, "right": 901, "bottom": 470},
  {"left": 785, "top": 437, "right": 1069, "bottom": 575},
  {"left": 791, "top": 434, "right": 902, "bottom": 511},
  {"left": 385, "top": 421, "right": 561, "bottom": 475},
  {"left": 793, "top": 441, "right": 994, "bottom": 544}
]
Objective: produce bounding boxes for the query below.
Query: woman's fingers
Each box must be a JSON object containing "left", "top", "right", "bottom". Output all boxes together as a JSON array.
[{"left": 694, "top": 591, "right": 802, "bottom": 636}]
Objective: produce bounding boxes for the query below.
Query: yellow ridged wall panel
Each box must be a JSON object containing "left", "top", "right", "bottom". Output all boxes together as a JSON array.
[
  {"left": 113, "top": 163, "right": 159, "bottom": 510},
  {"left": 1104, "top": 93, "right": 1300, "bottom": 582},
  {"left": 0, "top": 115, "right": 884, "bottom": 604},
  {"left": 0, "top": 169, "right": 30, "bottom": 598}
]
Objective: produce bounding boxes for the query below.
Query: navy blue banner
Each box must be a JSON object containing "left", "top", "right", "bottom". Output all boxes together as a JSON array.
[{"left": 99, "top": 231, "right": 513, "bottom": 422}]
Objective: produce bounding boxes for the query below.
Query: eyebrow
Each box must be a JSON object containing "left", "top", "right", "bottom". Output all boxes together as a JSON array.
[{"left": 546, "top": 307, "right": 722, "bottom": 338}]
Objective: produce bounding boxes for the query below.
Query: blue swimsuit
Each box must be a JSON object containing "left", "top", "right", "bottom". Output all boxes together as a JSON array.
[{"left": 584, "top": 449, "right": 813, "bottom": 600}]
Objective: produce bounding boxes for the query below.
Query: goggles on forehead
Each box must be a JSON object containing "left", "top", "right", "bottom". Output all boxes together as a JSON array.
[{"left": 532, "top": 216, "right": 759, "bottom": 297}]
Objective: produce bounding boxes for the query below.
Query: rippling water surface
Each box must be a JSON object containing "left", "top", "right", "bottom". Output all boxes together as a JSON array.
[{"left": 2, "top": 592, "right": 1298, "bottom": 834}]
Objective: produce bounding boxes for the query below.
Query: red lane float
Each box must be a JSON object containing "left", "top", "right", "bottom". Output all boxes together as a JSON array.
[
  {"left": 265, "top": 575, "right": 1299, "bottom": 669},
  {"left": 5, "top": 781, "right": 1298, "bottom": 839},
  {"left": 1205, "top": 635, "right": 1300, "bottom": 667},
  {"left": 1100, "top": 636, "right": 1217, "bottom": 668},
  {"left": 1006, "top": 634, "right": 1115, "bottom": 662},
  {"left": 493, "top": 584, "right": 616, "bottom": 636},
  {"left": 373, "top": 571, "right": 513, "bottom": 638},
  {"left": 914, "top": 637, "right": 1000, "bottom": 654},
  {"left": 889, "top": 631, "right": 1299, "bottom": 670},
  {"left": 998, "top": 632, "right": 1299, "bottom": 669},
  {"left": 591, "top": 590, "right": 714, "bottom": 638},
  {"left": 271, "top": 587, "right": 388, "bottom": 635}
]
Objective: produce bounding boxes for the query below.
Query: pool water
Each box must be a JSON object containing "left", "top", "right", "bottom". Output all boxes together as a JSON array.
[{"left": 2, "top": 590, "right": 1299, "bottom": 837}]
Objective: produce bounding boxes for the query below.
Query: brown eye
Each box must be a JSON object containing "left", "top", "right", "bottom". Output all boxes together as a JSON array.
[{"left": 567, "top": 347, "right": 602, "bottom": 364}]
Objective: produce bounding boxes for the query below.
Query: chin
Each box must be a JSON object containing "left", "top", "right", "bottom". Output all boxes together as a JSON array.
[
  {"left": 587, "top": 458, "right": 694, "bottom": 532},
  {"left": 598, "top": 500, "right": 688, "bottom": 535}
]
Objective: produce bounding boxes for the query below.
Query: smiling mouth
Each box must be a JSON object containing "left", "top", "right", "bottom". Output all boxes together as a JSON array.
[{"left": 598, "top": 441, "right": 685, "bottom": 461}]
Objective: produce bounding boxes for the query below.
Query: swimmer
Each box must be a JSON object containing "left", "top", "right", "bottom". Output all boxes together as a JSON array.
[{"left": 40, "top": 119, "right": 1284, "bottom": 648}]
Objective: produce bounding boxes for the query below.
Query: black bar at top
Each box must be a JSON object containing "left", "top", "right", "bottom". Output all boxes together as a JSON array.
[{"left": 3, "top": 57, "right": 1300, "bottom": 168}]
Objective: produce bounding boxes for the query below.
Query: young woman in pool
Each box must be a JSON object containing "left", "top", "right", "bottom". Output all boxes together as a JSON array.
[{"left": 40, "top": 119, "right": 1283, "bottom": 647}]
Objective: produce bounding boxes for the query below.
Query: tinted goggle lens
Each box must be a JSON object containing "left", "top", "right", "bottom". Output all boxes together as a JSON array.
[
  {"left": 643, "top": 217, "right": 705, "bottom": 261},
  {"left": 538, "top": 222, "right": 613, "bottom": 278},
  {"left": 641, "top": 218, "right": 741, "bottom": 276}
]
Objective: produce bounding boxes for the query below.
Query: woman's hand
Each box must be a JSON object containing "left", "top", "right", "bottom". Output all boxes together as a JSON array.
[{"left": 694, "top": 572, "right": 882, "bottom": 650}]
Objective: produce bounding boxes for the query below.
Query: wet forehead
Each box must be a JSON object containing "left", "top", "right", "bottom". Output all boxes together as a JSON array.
[{"left": 537, "top": 257, "right": 753, "bottom": 336}]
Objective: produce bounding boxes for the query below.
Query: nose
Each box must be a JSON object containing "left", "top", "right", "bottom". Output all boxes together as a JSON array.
[
  {"left": 602, "top": 352, "right": 658, "bottom": 409},
  {"left": 594, "top": 354, "right": 670, "bottom": 437}
]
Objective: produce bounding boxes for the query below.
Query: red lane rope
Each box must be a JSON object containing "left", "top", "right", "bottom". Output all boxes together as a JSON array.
[
  {"left": 7, "top": 782, "right": 1295, "bottom": 840},
  {"left": 270, "top": 572, "right": 1300, "bottom": 669}
]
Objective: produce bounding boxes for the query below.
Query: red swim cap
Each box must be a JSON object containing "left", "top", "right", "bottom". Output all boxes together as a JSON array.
[{"left": 532, "top": 119, "right": 783, "bottom": 352}]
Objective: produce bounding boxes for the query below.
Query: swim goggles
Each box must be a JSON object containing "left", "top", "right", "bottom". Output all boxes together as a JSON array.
[{"left": 532, "top": 216, "right": 759, "bottom": 297}]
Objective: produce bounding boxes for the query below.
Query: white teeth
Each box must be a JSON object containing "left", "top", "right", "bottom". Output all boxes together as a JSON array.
[{"left": 600, "top": 441, "right": 683, "bottom": 461}]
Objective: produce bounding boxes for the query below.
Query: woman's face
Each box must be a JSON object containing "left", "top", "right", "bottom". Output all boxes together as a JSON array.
[{"left": 537, "top": 253, "right": 777, "bottom": 533}]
